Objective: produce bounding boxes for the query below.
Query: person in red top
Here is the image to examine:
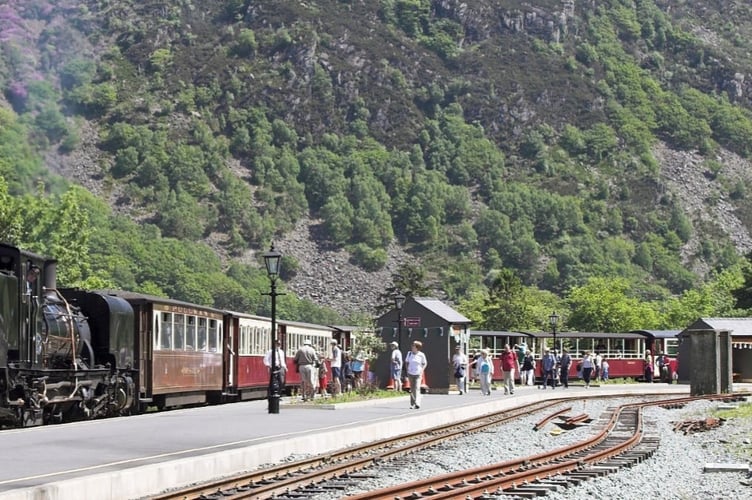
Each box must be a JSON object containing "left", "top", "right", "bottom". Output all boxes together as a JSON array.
[{"left": 500, "top": 344, "right": 521, "bottom": 395}]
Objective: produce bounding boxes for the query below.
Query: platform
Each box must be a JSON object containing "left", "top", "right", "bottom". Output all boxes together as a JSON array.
[{"left": 0, "top": 383, "right": 739, "bottom": 500}]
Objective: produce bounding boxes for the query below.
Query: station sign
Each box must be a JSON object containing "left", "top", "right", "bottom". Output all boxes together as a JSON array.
[{"left": 403, "top": 317, "right": 421, "bottom": 327}]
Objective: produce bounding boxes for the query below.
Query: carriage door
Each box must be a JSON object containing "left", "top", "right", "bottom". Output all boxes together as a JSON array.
[
  {"left": 224, "top": 318, "right": 236, "bottom": 390},
  {"left": 138, "top": 305, "right": 154, "bottom": 401}
]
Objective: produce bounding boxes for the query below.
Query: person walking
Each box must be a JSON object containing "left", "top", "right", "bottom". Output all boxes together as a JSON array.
[
  {"left": 451, "top": 345, "right": 468, "bottom": 394},
  {"left": 521, "top": 350, "right": 536, "bottom": 386},
  {"left": 500, "top": 344, "right": 520, "bottom": 395},
  {"left": 329, "top": 339, "right": 342, "bottom": 396},
  {"left": 405, "top": 341, "right": 428, "bottom": 409},
  {"left": 581, "top": 350, "right": 595, "bottom": 388},
  {"left": 477, "top": 349, "right": 494, "bottom": 396},
  {"left": 559, "top": 348, "right": 572, "bottom": 389},
  {"left": 293, "top": 339, "right": 318, "bottom": 401},
  {"left": 540, "top": 348, "right": 556, "bottom": 389},
  {"left": 389, "top": 341, "right": 403, "bottom": 392}
]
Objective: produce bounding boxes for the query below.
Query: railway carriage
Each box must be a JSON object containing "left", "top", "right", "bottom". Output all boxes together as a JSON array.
[
  {"left": 228, "top": 312, "right": 340, "bottom": 399},
  {"left": 526, "top": 331, "right": 648, "bottom": 380},
  {"left": 467, "top": 330, "right": 532, "bottom": 378},
  {"left": 468, "top": 329, "right": 654, "bottom": 382},
  {"left": 64, "top": 289, "right": 227, "bottom": 410}
]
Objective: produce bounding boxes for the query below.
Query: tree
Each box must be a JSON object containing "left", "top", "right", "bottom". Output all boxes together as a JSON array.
[
  {"left": 375, "top": 262, "right": 432, "bottom": 314},
  {"left": 566, "top": 277, "right": 659, "bottom": 332}
]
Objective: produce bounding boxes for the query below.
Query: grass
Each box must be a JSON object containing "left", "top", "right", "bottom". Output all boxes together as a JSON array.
[
  {"left": 713, "top": 401, "right": 752, "bottom": 420},
  {"left": 290, "top": 384, "right": 407, "bottom": 405}
]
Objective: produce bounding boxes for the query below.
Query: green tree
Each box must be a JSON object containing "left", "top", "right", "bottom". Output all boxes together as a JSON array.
[{"left": 566, "top": 277, "right": 659, "bottom": 332}]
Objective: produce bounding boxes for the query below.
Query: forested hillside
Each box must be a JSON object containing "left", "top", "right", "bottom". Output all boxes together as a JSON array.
[{"left": 2, "top": 0, "right": 752, "bottom": 331}]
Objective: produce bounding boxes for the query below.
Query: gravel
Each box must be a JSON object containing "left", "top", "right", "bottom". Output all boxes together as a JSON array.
[{"left": 317, "top": 397, "right": 752, "bottom": 499}]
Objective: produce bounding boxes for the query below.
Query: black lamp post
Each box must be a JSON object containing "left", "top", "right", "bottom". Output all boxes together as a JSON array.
[
  {"left": 394, "top": 294, "right": 405, "bottom": 384},
  {"left": 263, "top": 244, "right": 282, "bottom": 414},
  {"left": 549, "top": 311, "right": 560, "bottom": 353}
]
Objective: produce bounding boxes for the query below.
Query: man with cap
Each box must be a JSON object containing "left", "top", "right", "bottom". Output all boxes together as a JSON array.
[
  {"left": 329, "top": 339, "right": 342, "bottom": 396},
  {"left": 294, "top": 339, "right": 318, "bottom": 401},
  {"left": 451, "top": 345, "right": 468, "bottom": 394},
  {"left": 389, "top": 341, "right": 403, "bottom": 392}
]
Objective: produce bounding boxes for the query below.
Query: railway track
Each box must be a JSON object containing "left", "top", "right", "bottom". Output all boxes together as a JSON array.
[
  {"left": 150, "top": 399, "right": 564, "bottom": 500},
  {"left": 347, "top": 394, "right": 747, "bottom": 500},
  {"left": 149, "top": 393, "right": 747, "bottom": 500}
]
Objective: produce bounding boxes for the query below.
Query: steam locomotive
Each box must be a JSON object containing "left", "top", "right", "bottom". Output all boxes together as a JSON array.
[
  {"left": 0, "top": 243, "right": 135, "bottom": 427},
  {"left": 0, "top": 243, "right": 350, "bottom": 428}
]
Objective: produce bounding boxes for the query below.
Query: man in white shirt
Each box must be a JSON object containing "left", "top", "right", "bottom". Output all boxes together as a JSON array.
[
  {"left": 329, "top": 339, "right": 342, "bottom": 396},
  {"left": 263, "top": 339, "right": 287, "bottom": 387},
  {"left": 405, "top": 341, "right": 428, "bottom": 409}
]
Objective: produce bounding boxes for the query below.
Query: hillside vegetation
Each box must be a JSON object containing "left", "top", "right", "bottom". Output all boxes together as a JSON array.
[{"left": 2, "top": 0, "right": 752, "bottom": 330}]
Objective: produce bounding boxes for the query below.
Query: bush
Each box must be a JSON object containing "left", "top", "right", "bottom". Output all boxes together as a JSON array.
[{"left": 349, "top": 243, "right": 387, "bottom": 271}]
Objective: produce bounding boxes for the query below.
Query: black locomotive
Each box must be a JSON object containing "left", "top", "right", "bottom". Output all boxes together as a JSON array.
[{"left": 0, "top": 243, "right": 135, "bottom": 427}]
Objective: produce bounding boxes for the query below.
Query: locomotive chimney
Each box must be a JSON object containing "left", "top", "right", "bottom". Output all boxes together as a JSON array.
[{"left": 43, "top": 259, "right": 57, "bottom": 293}]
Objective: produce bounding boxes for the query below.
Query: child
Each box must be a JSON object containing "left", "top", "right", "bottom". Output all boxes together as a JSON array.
[{"left": 317, "top": 354, "right": 329, "bottom": 397}]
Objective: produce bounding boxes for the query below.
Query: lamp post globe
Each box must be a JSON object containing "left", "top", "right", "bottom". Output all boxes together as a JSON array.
[
  {"left": 263, "top": 244, "right": 282, "bottom": 414},
  {"left": 549, "top": 311, "right": 560, "bottom": 354}
]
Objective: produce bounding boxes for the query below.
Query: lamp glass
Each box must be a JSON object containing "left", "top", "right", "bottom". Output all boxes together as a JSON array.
[
  {"left": 549, "top": 311, "right": 559, "bottom": 327},
  {"left": 394, "top": 293, "right": 406, "bottom": 311},
  {"left": 263, "top": 245, "right": 282, "bottom": 278}
]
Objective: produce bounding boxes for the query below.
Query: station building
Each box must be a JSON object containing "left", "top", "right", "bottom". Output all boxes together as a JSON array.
[{"left": 374, "top": 296, "right": 471, "bottom": 394}]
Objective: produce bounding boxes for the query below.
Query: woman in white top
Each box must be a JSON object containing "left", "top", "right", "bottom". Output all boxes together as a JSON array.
[
  {"left": 477, "top": 349, "right": 494, "bottom": 396},
  {"left": 405, "top": 341, "right": 428, "bottom": 409}
]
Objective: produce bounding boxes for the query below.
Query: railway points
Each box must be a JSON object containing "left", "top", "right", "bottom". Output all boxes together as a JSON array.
[{"left": 0, "top": 382, "right": 721, "bottom": 500}]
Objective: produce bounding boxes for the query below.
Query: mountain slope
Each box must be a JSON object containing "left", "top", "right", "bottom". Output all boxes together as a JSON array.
[{"left": 3, "top": 0, "right": 752, "bottom": 318}]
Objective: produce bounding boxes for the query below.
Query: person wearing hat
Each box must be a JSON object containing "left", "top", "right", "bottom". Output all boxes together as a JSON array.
[
  {"left": 451, "top": 345, "right": 468, "bottom": 395},
  {"left": 329, "top": 339, "right": 342, "bottom": 396},
  {"left": 389, "top": 341, "right": 403, "bottom": 392},
  {"left": 294, "top": 339, "right": 318, "bottom": 401},
  {"left": 263, "top": 339, "right": 287, "bottom": 388}
]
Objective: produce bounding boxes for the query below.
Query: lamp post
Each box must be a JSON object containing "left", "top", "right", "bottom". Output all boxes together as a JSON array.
[
  {"left": 549, "top": 311, "right": 560, "bottom": 354},
  {"left": 263, "top": 244, "right": 282, "bottom": 414},
  {"left": 394, "top": 294, "right": 405, "bottom": 386}
]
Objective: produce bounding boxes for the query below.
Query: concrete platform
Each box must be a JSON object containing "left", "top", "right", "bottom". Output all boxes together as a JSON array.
[{"left": 0, "top": 383, "right": 741, "bottom": 500}]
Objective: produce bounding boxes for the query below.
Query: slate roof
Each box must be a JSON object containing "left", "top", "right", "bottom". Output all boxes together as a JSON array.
[
  {"left": 684, "top": 317, "right": 752, "bottom": 337},
  {"left": 414, "top": 297, "right": 471, "bottom": 324}
]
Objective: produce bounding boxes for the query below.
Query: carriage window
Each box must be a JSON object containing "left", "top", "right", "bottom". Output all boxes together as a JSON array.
[
  {"left": 665, "top": 339, "right": 679, "bottom": 356},
  {"left": 252, "top": 326, "right": 265, "bottom": 356},
  {"left": 174, "top": 314, "right": 185, "bottom": 350},
  {"left": 208, "top": 319, "right": 218, "bottom": 352},
  {"left": 197, "top": 318, "right": 207, "bottom": 352},
  {"left": 161, "top": 312, "right": 172, "bottom": 349},
  {"left": 623, "top": 338, "right": 639, "bottom": 358},
  {"left": 186, "top": 316, "right": 196, "bottom": 350}
]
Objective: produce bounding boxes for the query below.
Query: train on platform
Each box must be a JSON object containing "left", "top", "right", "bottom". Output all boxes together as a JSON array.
[
  {"left": 468, "top": 328, "right": 679, "bottom": 382},
  {"left": 0, "top": 243, "right": 352, "bottom": 427}
]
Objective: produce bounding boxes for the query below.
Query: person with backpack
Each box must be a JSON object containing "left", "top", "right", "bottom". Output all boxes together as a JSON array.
[{"left": 451, "top": 345, "right": 468, "bottom": 394}]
